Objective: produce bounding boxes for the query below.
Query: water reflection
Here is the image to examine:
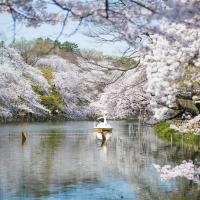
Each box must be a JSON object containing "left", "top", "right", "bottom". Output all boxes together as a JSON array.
[
  {"left": 21, "top": 131, "right": 28, "bottom": 146},
  {"left": 0, "top": 121, "right": 199, "bottom": 200},
  {"left": 153, "top": 160, "right": 200, "bottom": 187}
]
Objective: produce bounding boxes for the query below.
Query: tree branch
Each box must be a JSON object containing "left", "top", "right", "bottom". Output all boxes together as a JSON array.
[
  {"left": 78, "top": 52, "right": 140, "bottom": 72},
  {"left": 105, "top": 0, "right": 109, "bottom": 19},
  {"left": 129, "top": 0, "right": 156, "bottom": 13}
]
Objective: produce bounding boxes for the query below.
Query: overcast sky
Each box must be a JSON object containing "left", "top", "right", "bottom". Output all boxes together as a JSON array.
[{"left": 0, "top": 13, "right": 128, "bottom": 56}]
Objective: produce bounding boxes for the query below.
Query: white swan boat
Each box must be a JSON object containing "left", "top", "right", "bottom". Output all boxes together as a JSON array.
[{"left": 94, "top": 112, "right": 112, "bottom": 140}]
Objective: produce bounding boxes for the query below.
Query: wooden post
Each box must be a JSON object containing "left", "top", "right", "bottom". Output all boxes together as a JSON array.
[{"left": 21, "top": 131, "right": 28, "bottom": 145}]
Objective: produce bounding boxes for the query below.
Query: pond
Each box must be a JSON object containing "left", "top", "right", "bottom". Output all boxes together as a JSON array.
[{"left": 0, "top": 120, "right": 199, "bottom": 200}]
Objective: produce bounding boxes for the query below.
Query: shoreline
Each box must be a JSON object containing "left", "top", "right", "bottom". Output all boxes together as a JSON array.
[{"left": 154, "top": 121, "right": 200, "bottom": 148}]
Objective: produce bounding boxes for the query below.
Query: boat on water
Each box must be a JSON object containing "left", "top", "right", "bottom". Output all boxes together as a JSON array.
[{"left": 94, "top": 112, "right": 112, "bottom": 140}]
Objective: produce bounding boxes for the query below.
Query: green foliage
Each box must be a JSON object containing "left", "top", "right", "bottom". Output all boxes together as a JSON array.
[
  {"left": 34, "top": 38, "right": 79, "bottom": 54},
  {"left": 40, "top": 90, "right": 63, "bottom": 113},
  {"left": 11, "top": 37, "right": 80, "bottom": 64},
  {"left": 32, "top": 67, "right": 53, "bottom": 96},
  {"left": 154, "top": 121, "right": 200, "bottom": 147},
  {"left": 58, "top": 41, "right": 79, "bottom": 52},
  {"left": 32, "top": 84, "right": 45, "bottom": 96},
  {"left": 40, "top": 67, "right": 54, "bottom": 83},
  {"left": 80, "top": 49, "right": 137, "bottom": 69},
  {"left": 112, "top": 56, "right": 137, "bottom": 68},
  {"left": 155, "top": 121, "right": 179, "bottom": 140},
  {"left": 32, "top": 67, "right": 63, "bottom": 114},
  {"left": 34, "top": 38, "right": 55, "bottom": 56},
  {"left": 10, "top": 37, "right": 56, "bottom": 64}
]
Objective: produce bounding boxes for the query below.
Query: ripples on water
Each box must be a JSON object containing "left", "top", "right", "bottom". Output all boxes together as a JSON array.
[{"left": 0, "top": 120, "right": 199, "bottom": 200}]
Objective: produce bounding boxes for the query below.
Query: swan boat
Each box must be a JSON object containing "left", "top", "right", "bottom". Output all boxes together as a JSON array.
[{"left": 94, "top": 112, "right": 112, "bottom": 140}]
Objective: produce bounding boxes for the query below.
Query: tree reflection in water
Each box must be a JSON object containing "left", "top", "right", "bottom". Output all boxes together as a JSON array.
[
  {"left": 0, "top": 121, "right": 199, "bottom": 200},
  {"left": 153, "top": 160, "right": 200, "bottom": 186}
]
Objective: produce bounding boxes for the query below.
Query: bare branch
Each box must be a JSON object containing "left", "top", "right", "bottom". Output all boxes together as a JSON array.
[
  {"left": 32, "top": 12, "right": 70, "bottom": 65},
  {"left": 129, "top": 0, "right": 156, "bottom": 13},
  {"left": 51, "top": 0, "right": 72, "bottom": 13},
  {"left": 66, "top": 17, "right": 83, "bottom": 37},
  {"left": 2, "top": 1, "right": 38, "bottom": 22},
  {"left": 105, "top": 0, "right": 109, "bottom": 19},
  {"left": 119, "top": 0, "right": 126, "bottom": 6},
  {"left": 106, "top": 71, "right": 125, "bottom": 85},
  {"left": 10, "top": 10, "right": 16, "bottom": 44},
  {"left": 78, "top": 52, "right": 140, "bottom": 72},
  {"left": 55, "top": 11, "right": 70, "bottom": 40}
]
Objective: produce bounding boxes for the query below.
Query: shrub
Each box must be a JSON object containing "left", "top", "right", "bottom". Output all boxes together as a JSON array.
[
  {"left": 40, "top": 67, "right": 53, "bottom": 83},
  {"left": 40, "top": 91, "right": 63, "bottom": 113},
  {"left": 32, "top": 84, "right": 45, "bottom": 96},
  {"left": 32, "top": 67, "right": 63, "bottom": 114}
]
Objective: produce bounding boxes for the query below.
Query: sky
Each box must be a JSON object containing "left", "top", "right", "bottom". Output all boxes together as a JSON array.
[{"left": 0, "top": 13, "right": 128, "bottom": 56}]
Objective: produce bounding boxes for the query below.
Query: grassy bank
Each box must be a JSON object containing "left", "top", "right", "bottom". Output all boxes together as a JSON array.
[{"left": 154, "top": 121, "right": 200, "bottom": 147}]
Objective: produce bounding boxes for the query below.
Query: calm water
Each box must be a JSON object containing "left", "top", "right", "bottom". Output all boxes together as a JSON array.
[{"left": 0, "top": 120, "right": 199, "bottom": 200}]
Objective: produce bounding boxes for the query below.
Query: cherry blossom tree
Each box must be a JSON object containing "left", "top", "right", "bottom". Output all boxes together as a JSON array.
[
  {"left": 89, "top": 65, "right": 148, "bottom": 119},
  {"left": 1, "top": 0, "right": 200, "bottom": 120},
  {"left": 36, "top": 55, "right": 127, "bottom": 119},
  {"left": 0, "top": 46, "right": 50, "bottom": 118}
]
